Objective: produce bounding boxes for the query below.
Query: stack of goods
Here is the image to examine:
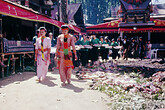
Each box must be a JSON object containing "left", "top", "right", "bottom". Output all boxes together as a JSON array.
[{"left": 3, "top": 40, "right": 34, "bottom": 53}]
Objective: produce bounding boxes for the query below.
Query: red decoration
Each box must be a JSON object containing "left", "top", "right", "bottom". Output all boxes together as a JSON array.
[{"left": 64, "top": 42, "right": 68, "bottom": 48}]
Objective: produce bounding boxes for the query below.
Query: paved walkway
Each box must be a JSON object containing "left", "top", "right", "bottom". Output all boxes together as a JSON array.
[{"left": 0, "top": 70, "right": 109, "bottom": 110}]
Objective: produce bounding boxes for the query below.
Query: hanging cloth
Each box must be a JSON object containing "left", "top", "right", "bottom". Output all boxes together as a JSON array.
[{"left": 41, "top": 36, "right": 46, "bottom": 60}]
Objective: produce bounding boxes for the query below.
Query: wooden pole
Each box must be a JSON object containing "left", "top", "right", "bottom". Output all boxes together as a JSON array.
[
  {"left": 12, "top": 54, "right": 15, "bottom": 74},
  {"left": 148, "top": 31, "right": 151, "bottom": 41},
  {"left": 0, "top": 18, "right": 2, "bottom": 35},
  {"left": 1, "top": 54, "right": 4, "bottom": 78},
  {"left": 23, "top": 54, "right": 25, "bottom": 72},
  {"left": 58, "top": 0, "right": 60, "bottom": 21},
  {"left": 6, "top": 55, "right": 11, "bottom": 77},
  {"left": 61, "top": 0, "right": 68, "bottom": 23}
]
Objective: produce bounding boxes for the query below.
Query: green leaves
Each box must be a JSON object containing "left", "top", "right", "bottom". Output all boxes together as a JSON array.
[{"left": 70, "top": 0, "right": 120, "bottom": 24}]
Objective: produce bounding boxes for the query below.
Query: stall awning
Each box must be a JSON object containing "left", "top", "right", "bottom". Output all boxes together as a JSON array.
[
  {"left": 86, "top": 20, "right": 119, "bottom": 29},
  {"left": 151, "top": 19, "right": 165, "bottom": 27},
  {"left": 86, "top": 29, "right": 118, "bottom": 34},
  {"left": 0, "top": 0, "right": 81, "bottom": 33},
  {"left": 86, "top": 20, "right": 119, "bottom": 34},
  {"left": 86, "top": 18, "right": 165, "bottom": 33},
  {"left": 119, "top": 19, "right": 165, "bottom": 33}
]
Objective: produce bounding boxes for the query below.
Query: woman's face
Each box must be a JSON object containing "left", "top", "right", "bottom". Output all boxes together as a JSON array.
[
  {"left": 100, "top": 38, "right": 103, "bottom": 42},
  {"left": 62, "top": 29, "right": 69, "bottom": 35},
  {"left": 40, "top": 29, "right": 46, "bottom": 37},
  {"left": 83, "top": 35, "right": 86, "bottom": 40}
]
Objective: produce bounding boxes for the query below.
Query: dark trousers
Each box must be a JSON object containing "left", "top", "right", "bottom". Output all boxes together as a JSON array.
[
  {"left": 100, "top": 48, "right": 108, "bottom": 60},
  {"left": 139, "top": 47, "right": 144, "bottom": 60},
  {"left": 112, "top": 49, "right": 118, "bottom": 59},
  {"left": 49, "top": 54, "right": 55, "bottom": 70},
  {"left": 80, "top": 51, "right": 88, "bottom": 66},
  {"left": 92, "top": 47, "right": 99, "bottom": 62},
  {"left": 123, "top": 49, "right": 128, "bottom": 60},
  {"left": 140, "top": 51, "right": 144, "bottom": 60},
  {"left": 132, "top": 49, "right": 137, "bottom": 59},
  {"left": 88, "top": 49, "right": 93, "bottom": 60}
]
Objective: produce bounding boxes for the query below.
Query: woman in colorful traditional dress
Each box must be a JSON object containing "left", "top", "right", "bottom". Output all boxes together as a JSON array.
[
  {"left": 35, "top": 27, "right": 51, "bottom": 82},
  {"left": 55, "top": 25, "right": 77, "bottom": 86}
]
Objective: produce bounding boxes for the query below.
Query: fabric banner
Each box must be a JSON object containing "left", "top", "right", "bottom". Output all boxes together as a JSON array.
[{"left": 0, "top": 0, "right": 81, "bottom": 33}]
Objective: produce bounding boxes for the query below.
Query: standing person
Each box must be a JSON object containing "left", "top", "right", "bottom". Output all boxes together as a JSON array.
[
  {"left": 144, "top": 41, "right": 148, "bottom": 58},
  {"left": 138, "top": 37, "right": 145, "bottom": 60},
  {"left": 117, "top": 37, "right": 123, "bottom": 46},
  {"left": 33, "top": 29, "right": 40, "bottom": 47},
  {"left": 55, "top": 25, "right": 77, "bottom": 86},
  {"left": 105, "top": 38, "right": 111, "bottom": 60},
  {"left": 87, "top": 36, "right": 92, "bottom": 63},
  {"left": 122, "top": 37, "right": 129, "bottom": 60},
  {"left": 80, "top": 35, "right": 90, "bottom": 67},
  {"left": 0, "top": 60, "right": 6, "bottom": 68},
  {"left": 72, "top": 36, "right": 80, "bottom": 68},
  {"left": 49, "top": 32, "right": 56, "bottom": 71},
  {"left": 0, "top": 34, "right": 6, "bottom": 67},
  {"left": 117, "top": 37, "right": 123, "bottom": 59},
  {"left": 91, "top": 35, "right": 100, "bottom": 64},
  {"left": 111, "top": 39, "right": 119, "bottom": 60},
  {"left": 146, "top": 41, "right": 152, "bottom": 59},
  {"left": 131, "top": 38, "right": 138, "bottom": 59},
  {"left": 35, "top": 27, "right": 51, "bottom": 82},
  {"left": 33, "top": 29, "right": 40, "bottom": 73},
  {"left": 99, "top": 37, "right": 108, "bottom": 62},
  {"left": 105, "top": 38, "right": 111, "bottom": 46}
]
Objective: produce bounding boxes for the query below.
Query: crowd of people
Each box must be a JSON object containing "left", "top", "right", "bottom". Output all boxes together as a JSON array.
[
  {"left": 0, "top": 25, "right": 152, "bottom": 86},
  {"left": 71, "top": 34, "right": 152, "bottom": 68}
]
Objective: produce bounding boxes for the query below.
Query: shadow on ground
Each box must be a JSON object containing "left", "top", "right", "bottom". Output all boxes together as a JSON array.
[
  {"left": 71, "top": 78, "right": 87, "bottom": 83},
  {"left": 40, "top": 76, "right": 57, "bottom": 87},
  {"left": 62, "top": 84, "right": 84, "bottom": 93},
  {"left": 0, "top": 72, "right": 35, "bottom": 88}
]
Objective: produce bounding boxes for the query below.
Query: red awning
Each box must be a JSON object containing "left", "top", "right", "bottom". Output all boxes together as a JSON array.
[
  {"left": 0, "top": 0, "right": 81, "bottom": 33},
  {"left": 86, "top": 18, "right": 165, "bottom": 33},
  {"left": 86, "top": 29, "right": 118, "bottom": 34},
  {"left": 86, "top": 20, "right": 120, "bottom": 29},
  {"left": 119, "top": 19, "right": 165, "bottom": 33},
  {"left": 151, "top": 18, "right": 165, "bottom": 27},
  {"left": 86, "top": 20, "right": 119, "bottom": 34}
]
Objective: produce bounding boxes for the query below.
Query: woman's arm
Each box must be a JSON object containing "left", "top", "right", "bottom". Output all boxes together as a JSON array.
[
  {"left": 55, "top": 36, "right": 60, "bottom": 59},
  {"left": 35, "top": 39, "right": 38, "bottom": 61},
  {"left": 47, "top": 38, "right": 51, "bottom": 60}
]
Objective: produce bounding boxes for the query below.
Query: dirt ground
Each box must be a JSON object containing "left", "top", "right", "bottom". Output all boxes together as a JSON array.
[{"left": 0, "top": 69, "right": 110, "bottom": 110}]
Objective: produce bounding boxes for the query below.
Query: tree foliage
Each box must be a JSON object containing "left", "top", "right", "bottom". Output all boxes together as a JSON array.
[{"left": 68, "top": 0, "right": 120, "bottom": 24}]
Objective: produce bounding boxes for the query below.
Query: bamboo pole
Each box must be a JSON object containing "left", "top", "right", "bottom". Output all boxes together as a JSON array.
[
  {"left": 6, "top": 55, "right": 11, "bottom": 77},
  {"left": 61, "top": 0, "right": 68, "bottom": 23}
]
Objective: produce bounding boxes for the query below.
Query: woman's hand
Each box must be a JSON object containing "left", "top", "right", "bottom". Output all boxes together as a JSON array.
[
  {"left": 35, "top": 55, "right": 37, "bottom": 61},
  {"left": 75, "top": 55, "right": 78, "bottom": 61},
  {"left": 46, "top": 55, "right": 50, "bottom": 61}
]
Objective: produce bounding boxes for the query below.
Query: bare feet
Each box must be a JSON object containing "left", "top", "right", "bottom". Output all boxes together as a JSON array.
[
  {"left": 36, "top": 78, "right": 41, "bottom": 83},
  {"left": 67, "top": 80, "right": 71, "bottom": 84},
  {"left": 61, "top": 82, "right": 66, "bottom": 86}
]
